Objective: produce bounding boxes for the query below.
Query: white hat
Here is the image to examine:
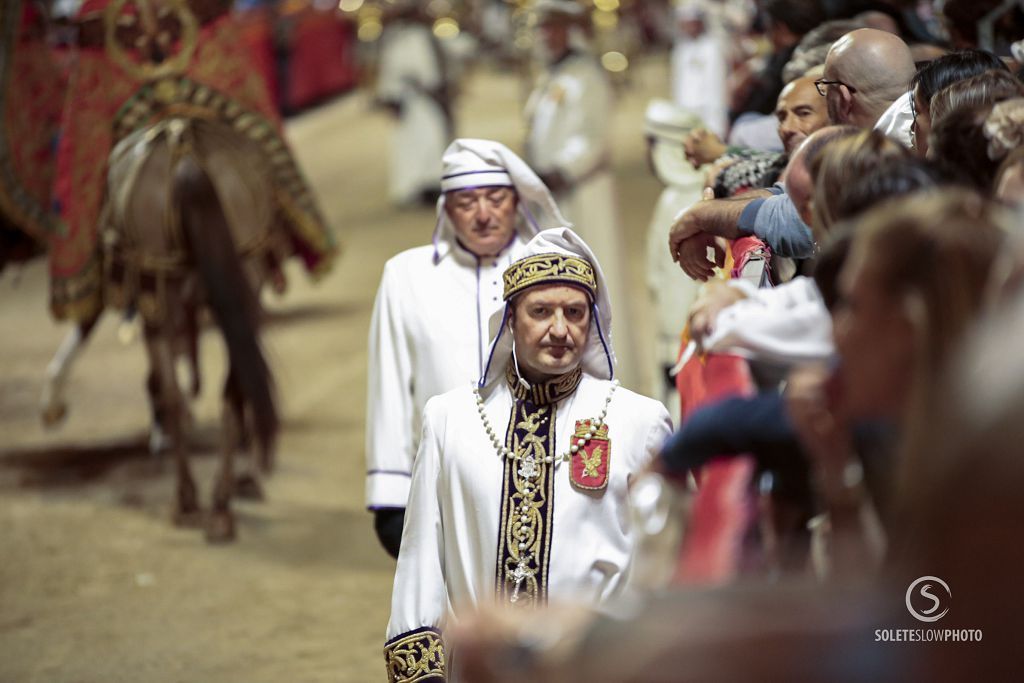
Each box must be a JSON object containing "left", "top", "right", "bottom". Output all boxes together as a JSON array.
[
  {"left": 432, "top": 139, "right": 570, "bottom": 263},
  {"left": 674, "top": 1, "right": 706, "bottom": 22},
  {"left": 479, "top": 227, "right": 615, "bottom": 391},
  {"left": 644, "top": 98, "right": 703, "bottom": 143},
  {"left": 533, "top": 0, "right": 586, "bottom": 23}
]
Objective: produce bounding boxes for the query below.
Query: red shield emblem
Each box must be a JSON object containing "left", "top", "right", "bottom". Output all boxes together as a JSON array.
[{"left": 570, "top": 419, "right": 610, "bottom": 491}]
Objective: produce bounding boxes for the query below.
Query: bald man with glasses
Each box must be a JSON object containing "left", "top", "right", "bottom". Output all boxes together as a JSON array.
[{"left": 819, "top": 28, "right": 916, "bottom": 140}]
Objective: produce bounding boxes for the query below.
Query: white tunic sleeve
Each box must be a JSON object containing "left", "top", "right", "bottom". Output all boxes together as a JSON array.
[
  {"left": 366, "top": 262, "right": 416, "bottom": 508},
  {"left": 641, "top": 401, "right": 673, "bottom": 471},
  {"left": 384, "top": 404, "right": 448, "bottom": 681}
]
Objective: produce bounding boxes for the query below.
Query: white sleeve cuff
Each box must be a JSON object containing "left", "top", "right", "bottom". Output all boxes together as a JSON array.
[{"left": 366, "top": 471, "right": 413, "bottom": 509}]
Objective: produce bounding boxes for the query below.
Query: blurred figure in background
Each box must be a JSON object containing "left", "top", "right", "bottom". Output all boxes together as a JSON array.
[
  {"left": 524, "top": 0, "right": 636, "bottom": 387},
  {"left": 670, "top": 1, "right": 728, "bottom": 139},
  {"left": 727, "top": 0, "right": 825, "bottom": 149},
  {"left": 376, "top": 0, "right": 453, "bottom": 206},
  {"left": 642, "top": 100, "right": 704, "bottom": 414}
]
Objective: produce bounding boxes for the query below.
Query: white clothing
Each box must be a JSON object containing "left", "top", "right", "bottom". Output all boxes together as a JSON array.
[
  {"left": 365, "top": 240, "right": 530, "bottom": 508},
  {"left": 385, "top": 376, "right": 672, "bottom": 666},
  {"left": 377, "top": 21, "right": 449, "bottom": 204},
  {"left": 384, "top": 228, "right": 672, "bottom": 681},
  {"left": 646, "top": 183, "right": 704, "bottom": 368},
  {"left": 874, "top": 91, "right": 914, "bottom": 149},
  {"left": 704, "top": 276, "right": 833, "bottom": 365},
  {"left": 525, "top": 52, "right": 637, "bottom": 387},
  {"left": 642, "top": 102, "right": 705, "bottom": 408},
  {"left": 671, "top": 33, "right": 728, "bottom": 138},
  {"left": 384, "top": 228, "right": 671, "bottom": 680},
  {"left": 367, "top": 140, "right": 567, "bottom": 509}
]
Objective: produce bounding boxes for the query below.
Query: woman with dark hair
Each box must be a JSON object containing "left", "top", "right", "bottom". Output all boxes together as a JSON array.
[
  {"left": 908, "top": 49, "right": 1008, "bottom": 155},
  {"left": 928, "top": 69, "right": 1024, "bottom": 127}
]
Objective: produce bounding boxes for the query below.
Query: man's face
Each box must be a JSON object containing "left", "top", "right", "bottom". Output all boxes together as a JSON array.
[
  {"left": 539, "top": 21, "right": 570, "bottom": 61},
  {"left": 445, "top": 186, "right": 518, "bottom": 258},
  {"left": 511, "top": 284, "right": 591, "bottom": 382},
  {"left": 776, "top": 78, "right": 829, "bottom": 155},
  {"left": 679, "top": 17, "right": 704, "bottom": 39}
]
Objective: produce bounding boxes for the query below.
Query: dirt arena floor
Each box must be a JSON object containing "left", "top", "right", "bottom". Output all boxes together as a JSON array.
[{"left": 0, "top": 57, "right": 668, "bottom": 682}]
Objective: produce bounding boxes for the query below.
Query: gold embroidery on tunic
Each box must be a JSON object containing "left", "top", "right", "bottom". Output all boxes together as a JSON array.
[
  {"left": 496, "top": 401, "right": 556, "bottom": 606},
  {"left": 383, "top": 629, "right": 446, "bottom": 683}
]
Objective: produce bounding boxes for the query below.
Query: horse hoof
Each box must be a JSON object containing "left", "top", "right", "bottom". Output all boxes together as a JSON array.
[
  {"left": 40, "top": 402, "right": 67, "bottom": 429},
  {"left": 205, "top": 512, "right": 236, "bottom": 543},
  {"left": 234, "top": 473, "right": 265, "bottom": 501},
  {"left": 172, "top": 507, "right": 204, "bottom": 529}
]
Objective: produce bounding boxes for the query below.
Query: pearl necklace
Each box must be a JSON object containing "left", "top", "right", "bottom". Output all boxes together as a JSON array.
[{"left": 473, "top": 379, "right": 619, "bottom": 464}]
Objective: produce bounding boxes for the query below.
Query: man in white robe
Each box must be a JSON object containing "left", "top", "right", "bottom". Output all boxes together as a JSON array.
[
  {"left": 384, "top": 228, "right": 672, "bottom": 682},
  {"left": 642, "top": 100, "right": 705, "bottom": 414},
  {"left": 366, "top": 139, "right": 569, "bottom": 557},
  {"left": 523, "top": 2, "right": 637, "bottom": 388},
  {"left": 376, "top": 3, "right": 451, "bottom": 206}
]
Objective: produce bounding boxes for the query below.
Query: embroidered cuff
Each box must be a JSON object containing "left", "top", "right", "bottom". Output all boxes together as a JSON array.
[{"left": 384, "top": 626, "right": 446, "bottom": 682}]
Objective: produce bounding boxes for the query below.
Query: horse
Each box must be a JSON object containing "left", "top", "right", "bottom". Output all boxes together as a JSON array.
[{"left": 68, "top": 115, "right": 280, "bottom": 542}]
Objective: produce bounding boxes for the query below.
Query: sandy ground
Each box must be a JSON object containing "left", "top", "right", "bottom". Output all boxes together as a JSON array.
[{"left": 0, "top": 57, "right": 668, "bottom": 682}]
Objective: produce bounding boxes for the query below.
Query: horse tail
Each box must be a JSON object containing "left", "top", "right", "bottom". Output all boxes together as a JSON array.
[{"left": 173, "top": 154, "right": 279, "bottom": 459}]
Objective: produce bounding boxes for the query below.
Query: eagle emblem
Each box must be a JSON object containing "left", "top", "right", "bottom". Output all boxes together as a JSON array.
[{"left": 570, "top": 419, "right": 610, "bottom": 491}]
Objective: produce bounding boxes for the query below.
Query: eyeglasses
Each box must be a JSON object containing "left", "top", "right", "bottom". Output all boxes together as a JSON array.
[{"left": 814, "top": 79, "right": 858, "bottom": 97}]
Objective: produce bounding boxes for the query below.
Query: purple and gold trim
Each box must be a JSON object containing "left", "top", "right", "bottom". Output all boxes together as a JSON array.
[{"left": 384, "top": 626, "right": 446, "bottom": 683}]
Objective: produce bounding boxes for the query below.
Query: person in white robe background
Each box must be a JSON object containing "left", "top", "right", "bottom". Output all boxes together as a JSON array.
[
  {"left": 523, "top": 1, "right": 639, "bottom": 389},
  {"left": 642, "top": 99, "right": 705, "bottom": 416},
  {"left": 376, "top": 2, "right": 452, "bottom": 206},
  {"left": 670, "top": 1, "right": 729, "bottom": 139},
  {"left": 366, "top": 139, "right": 569, "bottom": 557},
  {"left": 383, "top": 228, "right": 672, "bottom": 682}
]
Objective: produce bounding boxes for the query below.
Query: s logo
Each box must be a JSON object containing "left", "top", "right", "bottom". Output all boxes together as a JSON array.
[{"left": 906, "top": 576, "right": 951, "bottom": 622}]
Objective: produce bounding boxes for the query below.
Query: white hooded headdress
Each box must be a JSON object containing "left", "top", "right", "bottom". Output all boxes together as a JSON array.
[
  {"left": 479, "top": 228, "right": 615, "bottom": 391},
  {"left": 432, "top": 138, "right": 570, "bottom": 263}
]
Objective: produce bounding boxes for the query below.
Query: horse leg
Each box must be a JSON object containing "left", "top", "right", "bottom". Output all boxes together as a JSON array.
[
  {"left": 146, "top": 331, "right": 201, "bottom": 527},
  {"left": 40, "top": 311, "right": 101, "bottom": 427},
  {"left": 233, "top": 407, "right": 266, "bottom": 501},
  {"left": 145, "top": 366, "right": 173, "bottom": 456},
  {"left": 183, "top": 278, "right": 202, "bottom": 399},
  {"left": 207, "top": 369, "right": 244, "bottom": 542},
  {"left": 233, "top": 275, "right": 271, "bottom": 496}
]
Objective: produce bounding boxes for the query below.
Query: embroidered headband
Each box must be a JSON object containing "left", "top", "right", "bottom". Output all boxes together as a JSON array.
[{"left": 502, "top": 252, "right": 597, "bottom": 301}]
